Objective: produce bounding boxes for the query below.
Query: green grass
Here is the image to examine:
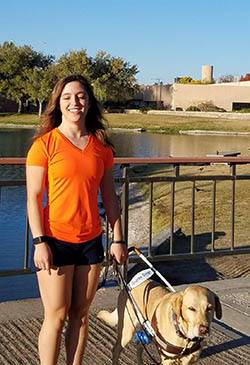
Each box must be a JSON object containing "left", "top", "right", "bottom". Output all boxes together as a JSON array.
[
  {"left": 0, "top": 113, "right": 39, "bottom": 125},
  {"left": 105, "top": 113, "right": 250, "bottom": 134},
  {"left": 1, "top": 112, "right": 250, "bottom": 134}
]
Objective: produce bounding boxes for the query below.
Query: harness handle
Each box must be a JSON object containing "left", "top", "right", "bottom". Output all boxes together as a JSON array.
[{"left": 128, "top": 246, "right": 176, "bottom": 293}]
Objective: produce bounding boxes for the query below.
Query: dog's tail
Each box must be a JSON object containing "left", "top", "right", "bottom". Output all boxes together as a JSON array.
[{"left": 97, "top": 309, "right": 118, "bottom": 327}]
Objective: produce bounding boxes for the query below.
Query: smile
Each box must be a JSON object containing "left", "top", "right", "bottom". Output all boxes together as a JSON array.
[{"left": 69, "top": 109, "right": 81, "bottom": 113}]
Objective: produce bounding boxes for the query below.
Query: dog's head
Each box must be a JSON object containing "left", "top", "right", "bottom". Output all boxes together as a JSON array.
[{"left": 172, "top": 285, "right": 222, "bottom": 339}]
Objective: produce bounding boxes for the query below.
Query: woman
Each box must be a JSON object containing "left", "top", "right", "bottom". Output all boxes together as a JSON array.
[{"left": 26, "top": 74, "right": 128, "bottom": 365}]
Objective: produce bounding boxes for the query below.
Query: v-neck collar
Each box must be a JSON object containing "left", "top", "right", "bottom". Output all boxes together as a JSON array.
[{"left": 56, "top": 128, "right": 92, "bottom": 153}]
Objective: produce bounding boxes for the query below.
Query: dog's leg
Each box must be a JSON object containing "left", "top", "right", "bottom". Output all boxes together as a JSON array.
[
  {"left": 180, "top": 350, "right": 201, "bottom": 364},
  {"left": 97, "top": 308, "right": 118, "bottom": 326},
  {"left": 136, "top": 342, "right": 144, "bottom": 365}
]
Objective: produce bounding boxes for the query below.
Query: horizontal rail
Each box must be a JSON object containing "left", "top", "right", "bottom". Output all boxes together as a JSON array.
[
  {"left": 128, "top": 247, "right": 250, "bottom": 263},
  {"left": 0, "top": 269, "right": 32, "bottom": 277},
  {"left": 2, "top": 156, "right": 250, "bottom": 165}
]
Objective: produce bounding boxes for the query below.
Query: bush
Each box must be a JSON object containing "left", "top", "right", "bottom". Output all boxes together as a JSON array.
[
  {"left": 139, "top": 106, "right": 152, "bottom": 114},
  {"left": 186, "top": 105, "right": 201, "bottom": 112},
  {"left": 233, "top": 109, "right": 250, "bottom": 113},
  {"left": 197, "top": 101, "right": 226, "bottom": 112}
]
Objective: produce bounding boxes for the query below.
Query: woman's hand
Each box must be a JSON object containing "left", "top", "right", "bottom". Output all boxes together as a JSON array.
[
  {"left": 110, "top": 243, "right": 128, "bottom": 265},
  {"left": 34, "top": 243, "right": 53, "bottom": 273}
]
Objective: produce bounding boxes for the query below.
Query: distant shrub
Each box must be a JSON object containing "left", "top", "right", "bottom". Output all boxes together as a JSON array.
[
  {"left": 218, "top": 74, "right": 234, "bottom": 83},
  {"left": 240, "top": 73, "right": 250, "bottom": 81},
  {"left": 233, "top": 109, "right": 250, "bottom": 113},
  {"left": 197, "top": 101, "right": 226, "bottom": 112},
  {"left": 186, "top": 105, "right": 201, "bottom": 111},
  {"left": 177, "top": 77, "right": 193, "bottom": 84},
  {"left": 139, "top": 106, "right": 151, "bottom": 114},
  {"left": 177, "top": 77, "right": 211, "bottom": 84}
]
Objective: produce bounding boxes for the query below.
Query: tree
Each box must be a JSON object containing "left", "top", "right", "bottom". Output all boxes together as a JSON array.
[
  {"left": 217, "top": 74, "right": 234, "bottom": 83},
  {"left": 92, "top": 51, "right": 138, "bottom": 104},
  {"left": 240, "top": 73, "right": 250, "bottom": 81},
  {"left": 25, "top": 65, "right": 58, "bottom": 116},
  {"left": 56, "top": 49, "right": 93, "bottom": 80},
  {"left": 0, "top": 41, "right": 54, "bottom": 113},
  {"left": 176, "top": 77, "right": 203, "bottom": 84},
  {"left": 57, "top": 49, "right": 138, "bottom": 105},
  {"left": 0, "top": 43, "right": 139, "bottom": 112}
]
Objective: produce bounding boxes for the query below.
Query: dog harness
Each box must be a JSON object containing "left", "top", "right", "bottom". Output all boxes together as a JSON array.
[{"left": 151, "top": 308, "right": 203, "bottom": 360}]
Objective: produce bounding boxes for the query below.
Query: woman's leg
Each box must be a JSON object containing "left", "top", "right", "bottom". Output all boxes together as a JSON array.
[
  {"left": 37, "top": 266, "right": 75, "bottom": 365},
  {"left": 65, "top": 263, "right": 102, "bottom": 365}
]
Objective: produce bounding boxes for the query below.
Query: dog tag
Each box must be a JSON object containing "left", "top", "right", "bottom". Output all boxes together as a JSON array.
[{"left": 127, "top": 268, "right": 154, "bottom": 290}]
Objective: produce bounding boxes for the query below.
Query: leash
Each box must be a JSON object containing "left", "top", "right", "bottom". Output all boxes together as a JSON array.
[{"left": 113, "top": 261, "right": 161, "bottom": 364}]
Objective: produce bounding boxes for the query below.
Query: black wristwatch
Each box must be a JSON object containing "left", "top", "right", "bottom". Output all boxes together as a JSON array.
[{"left": 33, "top": 236, "right": 47, "bottom": 245}]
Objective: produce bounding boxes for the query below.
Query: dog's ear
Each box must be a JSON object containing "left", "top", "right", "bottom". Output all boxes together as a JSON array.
[
  {"left": 214, "top": 294, "right": 222, "bottom": 320},
  {"left": 172, "top": 293, "right": 184, "bottom": 319}
]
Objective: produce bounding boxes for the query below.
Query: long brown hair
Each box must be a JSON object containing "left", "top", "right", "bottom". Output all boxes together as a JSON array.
[{"left": 34, "top": 74, "right": 115, "bottom": 153}]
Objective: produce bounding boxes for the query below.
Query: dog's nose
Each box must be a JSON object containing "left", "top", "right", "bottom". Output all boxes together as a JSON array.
[{"left": 199, "top": 324, "right": 209, "bottom": 335}]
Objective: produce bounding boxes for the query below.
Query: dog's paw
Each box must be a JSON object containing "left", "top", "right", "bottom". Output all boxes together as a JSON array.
[{"left": 97, "top": 309, "right": 118, "bottom": 327}]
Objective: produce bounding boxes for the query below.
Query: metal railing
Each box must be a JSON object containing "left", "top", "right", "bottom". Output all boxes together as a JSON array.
[{"left": 1, "top": 156, "right": 250, "bottom": 277}]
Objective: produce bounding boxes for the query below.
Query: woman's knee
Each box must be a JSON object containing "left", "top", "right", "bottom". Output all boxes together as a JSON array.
[
  {"left": 44, "top": 307, "right": 69, "bottom": 330},
  {"left": 68, "top": 303, "right": 90, "bottom": 322}
]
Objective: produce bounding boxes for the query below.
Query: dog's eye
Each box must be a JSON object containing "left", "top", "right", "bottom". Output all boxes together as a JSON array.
[{"left": 188, "top": 307, "right": 196, "bottom": 312}]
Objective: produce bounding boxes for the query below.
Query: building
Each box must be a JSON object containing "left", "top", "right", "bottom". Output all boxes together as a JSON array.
[{"left": 134, "top": 66, "right": 250, "bottom": 112}]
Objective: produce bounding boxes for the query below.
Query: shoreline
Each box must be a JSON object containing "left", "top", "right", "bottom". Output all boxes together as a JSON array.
[
  {"left": 0, "top": 123, "right": 37, "bottom": 129},
  {"left": 0, "top": 123, "right": 249, "bottom": 136}
]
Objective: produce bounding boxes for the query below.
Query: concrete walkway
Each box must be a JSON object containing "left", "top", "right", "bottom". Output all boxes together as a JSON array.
[{"left": 0, "top": 277, "right": 250, "bottom": 364}]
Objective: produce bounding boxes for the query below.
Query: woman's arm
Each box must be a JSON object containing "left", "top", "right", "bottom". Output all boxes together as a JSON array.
[
  {"left": 100, "top": 168, "right": 128, "bottom": 264},
  {"left": 26, "top": 165, "right": 52, "bottom": 271}
]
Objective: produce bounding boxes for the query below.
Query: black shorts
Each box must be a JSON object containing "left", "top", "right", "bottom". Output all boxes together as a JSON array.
[{"left": 31, "top": 234, "right": 104, "bottom": 270}]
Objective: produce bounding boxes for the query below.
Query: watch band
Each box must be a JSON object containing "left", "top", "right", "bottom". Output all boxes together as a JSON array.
[
  {"left": 33, "top": 236, "right": 47, "bottom": 245},
  {"left": 111, "top": 240, "right": 126, "bottom": 245}
]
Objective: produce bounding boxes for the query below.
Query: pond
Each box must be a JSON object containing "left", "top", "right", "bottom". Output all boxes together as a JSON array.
[{"left": 1, "top": 127, "right": 250, "bottom": 158}]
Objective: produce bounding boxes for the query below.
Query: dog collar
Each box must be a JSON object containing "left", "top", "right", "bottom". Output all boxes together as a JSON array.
[
  {"left": 172, "top": 310, "right": 188, "bottom": 339},
  {"left": 172, "top": 310, "right": 201, "bottom": 342},
  {"left": 151, "top": 309, "right": 203, "bottom": 360}
]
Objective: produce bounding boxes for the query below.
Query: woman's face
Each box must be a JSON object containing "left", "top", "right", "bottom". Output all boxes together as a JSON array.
[{"left": 59, "top": 81, "right": 90, "bottom": 125}]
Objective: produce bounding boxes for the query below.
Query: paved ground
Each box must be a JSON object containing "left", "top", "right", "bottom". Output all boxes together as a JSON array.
[
  {"left": 0, "top": 272, "right": 250, "bottom": 364},
  {"left": 1, "top": 252, "right": 250, "bottom": 364}
]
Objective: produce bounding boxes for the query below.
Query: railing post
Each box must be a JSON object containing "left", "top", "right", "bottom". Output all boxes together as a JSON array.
[
  {"left": 191, "top": 181, "right": 195, "bottom": 254},
  {"left": 24, "top": 216, "right": 29, "bottom": 269},
  {"left": 121, "top": 164, "right": 129, "bottom": 281},
  {"left": 104, "top": 216, "right": 110, "bottom": 261},
  {"left": 148, "top": 182, "right": 153, "bottom": 257},
  {"left": 170, "top": 165, "right": 179, "bottom": 255},
  {"left": 211, "top": 180, "right": 216, "bottom": 252},
  {"left": 231, "top": 164, "right": 236, "bottom": 251}
]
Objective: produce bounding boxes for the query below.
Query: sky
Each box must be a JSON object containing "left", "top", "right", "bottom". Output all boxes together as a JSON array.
[{"left": 1, "top": 0, "right": 250, "bottom": 85}]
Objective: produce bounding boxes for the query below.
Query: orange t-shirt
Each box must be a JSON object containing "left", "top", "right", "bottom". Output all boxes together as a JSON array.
[{"left": 26, "top": 128, "right": 114, "bottom": 243}]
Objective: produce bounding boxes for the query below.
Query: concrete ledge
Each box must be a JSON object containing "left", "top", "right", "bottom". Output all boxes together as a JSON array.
[
  {"left": 148, "top": 110, "right": 250, "bottom": 120},
  {"left": 180, "top": 130, "right": 250, "bottom": 136}
]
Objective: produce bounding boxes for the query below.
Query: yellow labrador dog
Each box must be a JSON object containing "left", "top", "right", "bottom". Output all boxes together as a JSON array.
[{"left": 97, "top": 280, "right": 222, "bottom": 364}]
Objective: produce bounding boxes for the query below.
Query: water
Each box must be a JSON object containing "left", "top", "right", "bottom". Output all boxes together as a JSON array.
[
  {"left": 111, "top": 132, "right": 250, "bottom": 158},
  {"left": 1, "top": 127, "right": 250, "bottom": 159},
  {"left": 1, "top": 127, "right": 250, "bottom": 302}
]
